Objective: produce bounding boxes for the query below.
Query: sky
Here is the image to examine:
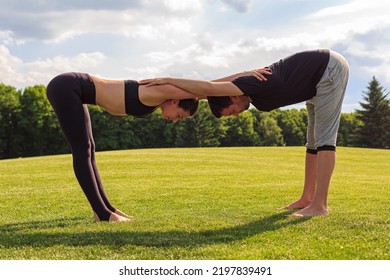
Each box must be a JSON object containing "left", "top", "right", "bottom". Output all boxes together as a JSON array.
[{"left": 1, "top": 0, "right": 389, "bottom": 112}]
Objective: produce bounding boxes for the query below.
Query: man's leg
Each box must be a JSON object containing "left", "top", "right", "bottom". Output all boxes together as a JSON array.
[
  {"left": 291, "top": 51, "right": 349, "bottom": 217},
  {"left": 282, "top": 150, "right": 317, "bottom": 209},
  {"left": 291, "top": 149, "right": 335, "bottom": 216},
  {"left": 282, "top": 100, "right": 317, "bottom": 210},
  {"left": 313, "top": 150, "right": 335, "bottom": 211}
]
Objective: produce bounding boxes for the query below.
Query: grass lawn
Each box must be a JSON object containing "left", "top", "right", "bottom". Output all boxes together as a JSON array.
[{"left": 0, "top": 147, "right": 389, "bottom": 260}]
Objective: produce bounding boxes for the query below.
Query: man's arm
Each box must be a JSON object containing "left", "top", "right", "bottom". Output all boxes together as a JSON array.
[{"left": 138, "top": 68, "right": 271, "bottom": 97}]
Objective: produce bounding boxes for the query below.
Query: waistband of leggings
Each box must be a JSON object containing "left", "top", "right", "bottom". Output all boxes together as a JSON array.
[{"left": 73, "top": 72, "right": 96, "bottom": 105}]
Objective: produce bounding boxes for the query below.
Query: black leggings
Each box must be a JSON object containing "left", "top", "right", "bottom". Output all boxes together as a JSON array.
[{"left": 46, "top": 73, "right": 115, "bottom": 221}]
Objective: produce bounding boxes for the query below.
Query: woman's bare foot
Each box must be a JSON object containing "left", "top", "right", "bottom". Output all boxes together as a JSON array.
[
  {"left": 278, "top": 198, "right": 312, "bottom": 210},
  {"left": 115, "top": 209, "right": 134, "bottom": 219},
  {"left": 93, "top": 212, "right": 133, "bottom": 222},
  {"left": 289, "top": 206, "right": 328, "bottom": 217}
]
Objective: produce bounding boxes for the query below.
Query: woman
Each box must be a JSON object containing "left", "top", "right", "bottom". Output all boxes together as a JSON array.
[{"left": 46, "top": 72, "right": 199, "bottom": 222}]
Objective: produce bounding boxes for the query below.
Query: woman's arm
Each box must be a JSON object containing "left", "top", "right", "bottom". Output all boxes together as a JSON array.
[
  {"left": 212, "top": 67, "right": 272, "bottom": 82},
  {"left": 138, "top": 83, "right": 204, "bottom": 106},
  {"left": 140, "top": 78, "right": 244, "bottom": 97},
  {"left": 138, "top": 68, "right": 272, "bottom": 97}
]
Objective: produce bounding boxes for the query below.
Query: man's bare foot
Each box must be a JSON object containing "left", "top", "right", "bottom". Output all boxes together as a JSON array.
[
  {"left": 289, "top": 206, "right": 328, "bottom": 217},
  {"left": 115, "top": 209, "right": 134, "bottom": 219},
  {"left": 93, "top": 212, "right": 133, "bottom": 222},
  {"left": 278, "top": 199, "right": 311, "bottom": 210}
]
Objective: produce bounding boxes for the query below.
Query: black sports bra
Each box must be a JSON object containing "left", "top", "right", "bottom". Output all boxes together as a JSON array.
[{"left": 124, "top": 80, "right": 157, "bottom": 117}]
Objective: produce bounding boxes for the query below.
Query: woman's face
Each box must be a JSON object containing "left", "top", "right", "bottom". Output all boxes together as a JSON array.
[{"left": 161, "top": 100, "right": 190, "bottom": 123}]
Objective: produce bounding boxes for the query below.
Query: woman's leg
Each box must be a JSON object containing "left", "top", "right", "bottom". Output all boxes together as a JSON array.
[
  {"left": 47, "top": 74, "right": 112, "bottom": 221},
  {"left": 83, "top": 105, "right": 132, "bottom": 219},
  {"left": 83, "top": 105, "right": 116, "bottom": 212}
]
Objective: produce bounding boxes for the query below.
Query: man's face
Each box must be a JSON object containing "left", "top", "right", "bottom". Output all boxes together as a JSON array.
[{"left": 220, "top": 96, "right": 251, "bottom": 117}]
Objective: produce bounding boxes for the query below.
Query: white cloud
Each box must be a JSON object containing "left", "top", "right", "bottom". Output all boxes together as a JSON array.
[
  {"left": 361, "top": 63, "right": 390, "bottom": 85},
  {"left": 220, "top": 0, "right": 252, "bottom": 13},
  {"left": 0, "top": 0, "right": 203, "bottom": 43},
  {"left": 163, "top": 0, "right": 202, "bottom": 12},
  {"left": 0, "top": 50, "right": 106, "bottom": 87},
  {"left": 0, "top": 31, "right": 15, "bottom": 45},
  {"left": 0, "top": 0, "right": 389, "bottom": 112},
  {"left": 346, "top": 34, "right": 390, "bottom": 84},
  {"left": 304, "top": 0, "right": 390, "bottom": 40},
  {"left": 0, "top": 45, "right": 24, "bottom": 86},
  {"left": 0, "top": 0, "right": 143, "bottom": 13},
  {"left": 308, "top": 0, "right": 390, "bottom": 18},
  {"left": 24, "top": 52, "right": 106, "bottom": 71},
  {"left": 138, "top": 34, "right": 235, "bottom": 76},
  {"left": 32, "top": 52, "right": 105, "bottom": 85}
]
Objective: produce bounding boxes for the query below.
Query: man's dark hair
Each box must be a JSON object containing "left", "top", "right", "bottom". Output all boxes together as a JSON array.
[
  {"left": 207, "top": 96, "right": 233, "bottom": 118},
  {"left": 178, "top": 98, "right": 199, "bottom": 116}
]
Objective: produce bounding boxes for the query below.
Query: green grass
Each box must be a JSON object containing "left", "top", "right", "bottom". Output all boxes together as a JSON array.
[{"left": 0, "top": 147, "right": 389, "bottom": 260}]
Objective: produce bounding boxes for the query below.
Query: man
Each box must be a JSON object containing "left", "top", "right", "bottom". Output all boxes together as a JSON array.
[{"left": 140, "top": 49, "right": 350, "bottom": 217}]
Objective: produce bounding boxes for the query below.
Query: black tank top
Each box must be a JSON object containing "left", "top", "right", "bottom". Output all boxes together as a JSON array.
[{"left": 124, "top": 80, "right": 157, "bottom": 117}]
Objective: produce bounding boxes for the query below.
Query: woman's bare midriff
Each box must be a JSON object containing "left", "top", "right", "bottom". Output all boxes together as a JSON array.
[{"left": 91, "top": 75, "right": 126, "bottom": 116}]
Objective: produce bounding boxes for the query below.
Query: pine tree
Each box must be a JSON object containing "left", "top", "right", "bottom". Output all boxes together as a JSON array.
[{"left": 355, "top": 77, "right": 390, "bottom": 148}]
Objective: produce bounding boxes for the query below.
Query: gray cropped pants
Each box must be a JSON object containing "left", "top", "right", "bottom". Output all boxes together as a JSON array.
[{"left": 306, "top": 51, "right": 350, "bottom": 150}]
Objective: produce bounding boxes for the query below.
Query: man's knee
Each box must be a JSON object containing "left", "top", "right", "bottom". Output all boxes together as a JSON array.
[
  {"left": 317, "top": 145, "right": 336, "bottom": 152},
  {"left": 306, "top": 145, "right": 336, "bottom": 154},
  {"left": 306, "top": 148, "right": 318, "bottom": 155}
]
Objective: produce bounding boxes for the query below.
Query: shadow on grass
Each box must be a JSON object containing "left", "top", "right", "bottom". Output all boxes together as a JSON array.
[{"left": 0, "top": 212, "right": 308, "bottom": 249}]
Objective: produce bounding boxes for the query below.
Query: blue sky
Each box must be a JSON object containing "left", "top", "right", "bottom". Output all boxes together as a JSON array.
[{"left": 1, "top": 0, "right": 389, "bottom": 112}]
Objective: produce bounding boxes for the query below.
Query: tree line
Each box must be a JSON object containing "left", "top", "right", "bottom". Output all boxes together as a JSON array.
[{"left": 0, "top": 77, "right": 389, "bottom": 159}]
